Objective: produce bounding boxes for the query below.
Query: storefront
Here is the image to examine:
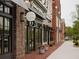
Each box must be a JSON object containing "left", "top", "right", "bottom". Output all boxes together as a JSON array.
[
  {"left": 0, "top": 1, "right": 16, "bottom": 59},
  {"left": 25, "top": 19, "right": 42, "bottom": 53},
  {"left": 25, "top": 17, "right": 52, "bottom": 53}
]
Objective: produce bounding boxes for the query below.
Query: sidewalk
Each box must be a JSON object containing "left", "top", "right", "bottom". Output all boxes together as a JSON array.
[{"left": 47, "top": 41, "right": 79, "bottom": 59}]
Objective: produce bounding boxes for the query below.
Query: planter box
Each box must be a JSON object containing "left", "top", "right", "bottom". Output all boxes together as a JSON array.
[{"left": 39, "top": 45, "right": 45, "bottom": 54}]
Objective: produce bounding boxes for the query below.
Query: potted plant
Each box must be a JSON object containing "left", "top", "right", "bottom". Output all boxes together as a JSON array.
[{"left": 39, "top": 45, "right": 45, "bottom": 54}]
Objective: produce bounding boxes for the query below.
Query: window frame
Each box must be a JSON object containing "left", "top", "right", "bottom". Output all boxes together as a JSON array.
[{"left": 0, "top": 2, "right": 12, "bottom": 55}]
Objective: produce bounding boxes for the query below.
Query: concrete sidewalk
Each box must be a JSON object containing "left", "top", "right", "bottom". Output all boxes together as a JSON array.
[{"left": 47, "top": 41, "right": 79, "bottom": 59}]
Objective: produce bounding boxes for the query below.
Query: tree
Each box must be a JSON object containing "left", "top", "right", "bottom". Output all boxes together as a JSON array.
[
  {"left": 65, "top": 26, "right": 73, "bottom": 40},
  {"left": 73, "top": 5, "right": 79, "bottom": 37},
  {"left": 72, "top": 5, "right": 79, "bottom": 45}
]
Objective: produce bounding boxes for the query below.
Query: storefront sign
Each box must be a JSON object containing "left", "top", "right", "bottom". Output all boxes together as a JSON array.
[
  {"left": 26, "top": 12, "right": 36, "bottom": 21},
  {"left": 11, "top": 0, "right": 29, "bottom": 10}
]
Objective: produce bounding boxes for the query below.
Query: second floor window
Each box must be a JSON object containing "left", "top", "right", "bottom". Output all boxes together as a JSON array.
[
  {"left": 4, "top": 6, "right": 10, "bottom": 14},
  {"left": 0, "top": 4, "right": 3, "bottom": 12}
]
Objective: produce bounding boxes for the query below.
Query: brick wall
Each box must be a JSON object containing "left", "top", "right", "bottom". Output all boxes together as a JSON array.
[
  {"left": 52, "top": 0, "right": 57, "bottom": 43},
  {"left": 15, "top": 5, "right": 25, "bottom": 59},
  {"left": 52, "top": 0, "right": 61, "bottom": 44}
]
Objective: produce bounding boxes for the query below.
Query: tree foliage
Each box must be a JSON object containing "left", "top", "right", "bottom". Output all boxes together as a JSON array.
[{"left": 65, "top": 27, "right": 73, "bottom": 36}]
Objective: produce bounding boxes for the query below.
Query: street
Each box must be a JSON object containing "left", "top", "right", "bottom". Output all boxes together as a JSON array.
[{"left": 47, "top": 41, "right": 79, "bottom": 59}]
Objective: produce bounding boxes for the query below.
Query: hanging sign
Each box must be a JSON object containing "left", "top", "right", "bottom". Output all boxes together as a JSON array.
[{"left": 26, "top": 12, "right": 36, "bottom": 21}]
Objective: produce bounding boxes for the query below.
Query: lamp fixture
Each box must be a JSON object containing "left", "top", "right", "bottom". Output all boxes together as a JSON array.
[
  {"left": 20, "top": 12, "right": 25, "bottom": 22},
  {"left": 55, "top": 6, "right": 57, "bottom": 9},
  {"left": 24, "top": 0, "right": 29, "bottom": 3}
]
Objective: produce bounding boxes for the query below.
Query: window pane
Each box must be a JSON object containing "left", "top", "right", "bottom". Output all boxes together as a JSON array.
[
  {"left": 4, "top": 18, "right": 9, "bottom": 31},
  {"left": 0, "top": 17, "right": 3, "bottom": 30},
  {"left": 0, "top": 16, "right": 3, "bottom": 54},
  {"left": 0, "top": 3, "right": 3, "bottom": 12},
  {"left": 4, "top": 6, "right": 10, "bottom": 14},
  {"left": 44, "top": 30, "right": 48, "bottom": 42},
  {"left": 39, "top": 29, "right": 42, "bottom": 45},
  {"left": 28, "top": 27, "right": 32, "bottom": 51},
  {"left": 4, "top": 36, "right": 9, "bottom": 53},
  {"left": 4, "top": 18, "right": 10, "bottom": 53},
  {"left": 35, "top": 28, "right": 39, "bottom": 48}
]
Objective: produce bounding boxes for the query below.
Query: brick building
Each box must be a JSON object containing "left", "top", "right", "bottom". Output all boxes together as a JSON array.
[
  {"left": 52, "top": 0, "right": 62, "bottom": 44},
  {"left": 0, "top": 0, "right": 64, "bottom": 59},
  {"left": 0, "top": 0, "right": 28, "bottom": 59}
]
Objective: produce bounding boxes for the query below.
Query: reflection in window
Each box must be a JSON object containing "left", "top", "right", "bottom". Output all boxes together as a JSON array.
[{"left": 0, "top": 3, "right": 3, "bottom": 12}]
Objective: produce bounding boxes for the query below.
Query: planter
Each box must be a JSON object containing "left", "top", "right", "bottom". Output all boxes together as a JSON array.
[
  {"left": 45, "top": 46, "right": 48, "bottom": 51},
  {"left": 44, "top": 44, "right": 48, "bottom": 51},
  {"left": 39, "top": 45, "right": 45, "bottom": 54},
  {"left": 49, "top": 41, "right": 55, "bottom": 47}
]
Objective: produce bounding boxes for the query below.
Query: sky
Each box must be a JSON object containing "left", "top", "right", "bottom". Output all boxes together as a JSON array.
[{"left": 60, "top": 0, "right": 79, "bottom": 27}]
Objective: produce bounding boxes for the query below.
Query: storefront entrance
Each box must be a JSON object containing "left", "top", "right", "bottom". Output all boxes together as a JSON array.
[{"left": 25, "top": 21, "right": 42, "bottom": 53}]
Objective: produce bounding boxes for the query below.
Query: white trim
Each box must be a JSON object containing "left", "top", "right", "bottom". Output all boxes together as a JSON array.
[{"left": 11, "top": 0, "right": 29, "bottom": 10}]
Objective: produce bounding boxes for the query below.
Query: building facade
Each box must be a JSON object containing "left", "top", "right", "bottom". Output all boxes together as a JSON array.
[
  {"left": 0, "top": 0, "right": 53, "bottom": 59},
  {"left": 0, "top": 0, "right": 64, "bottom": 59}
]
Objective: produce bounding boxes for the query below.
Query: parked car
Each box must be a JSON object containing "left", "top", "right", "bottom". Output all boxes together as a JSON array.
[{"left": 65, "top": 36, "right": 69, "bottom": 41}]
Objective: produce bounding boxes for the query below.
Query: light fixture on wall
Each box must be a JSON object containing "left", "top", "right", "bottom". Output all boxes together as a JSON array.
[
  {"left": 25, "top": 0, "right": 29, "bottom": 3},
  {"left": 24, "top": 0, "right": 31, "bottom": 3},
  {"left": 20, "top": 12, "right": 26, "bottom": 22},
  {"left": 55, "top": 6, "right": 57, "bottom": 9}
]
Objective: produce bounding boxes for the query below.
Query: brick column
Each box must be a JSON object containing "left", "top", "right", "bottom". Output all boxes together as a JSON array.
[
  {"left": 15, "top": 5, "right": 25, "bottom": 59},
  {"left": 52, "top": 0, "right": 57, "bottom": 44}
]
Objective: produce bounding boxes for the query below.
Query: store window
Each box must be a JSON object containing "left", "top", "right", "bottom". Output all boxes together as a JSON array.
[
  {"left": 0, "top": 16, "right": 3, "bottom": 54},
  {"left": 4, "top": 18, "right": 10, "bottom": 53},
  {"left": 25, "top": 21, "right": 42, "bottom": 53},
  {"left": 0, "top": 17, "right": 12, "bottom": 54},
  {"left": 0, "top": 3, "right": 12, "bottom": 55},
  {"left": 35, "top": 28, "right": 39, "bottom": 48},
  {"left": 26, "top": 21, "right": 35, "bottom": 53},
  {"left": 43, "top": 25, "right": 48, "bottom": 42}
]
